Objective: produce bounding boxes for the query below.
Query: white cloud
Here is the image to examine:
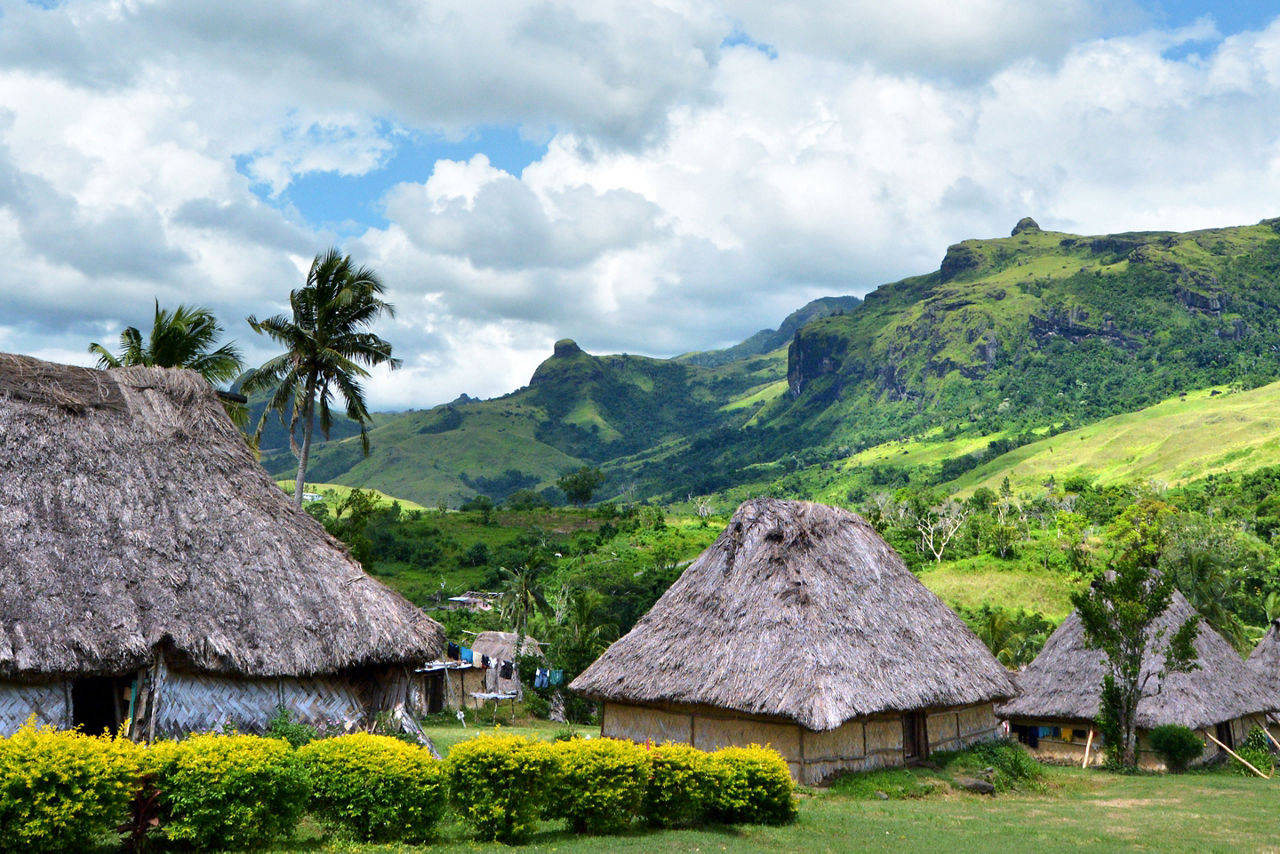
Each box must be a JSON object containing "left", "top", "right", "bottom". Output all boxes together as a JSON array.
[{"left": 4, "top": 1, "right": 1280, "bottom": 409}]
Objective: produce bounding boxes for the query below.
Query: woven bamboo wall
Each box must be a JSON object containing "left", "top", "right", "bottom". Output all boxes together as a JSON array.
[
  {"left": 152, "top": 664, "right": 368, "bottom": 738},
  {"left": 0, "top": 680, "right": 69, "bottom": 734}
]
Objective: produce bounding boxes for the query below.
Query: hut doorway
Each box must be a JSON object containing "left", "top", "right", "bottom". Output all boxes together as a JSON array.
[
  {"left": 1216, "top": 721, "right": 1235, "bottom": 750},
  {"left": 903, "top": 712, "right": 929, "bottom": 763},
  {"left": 71, "top": 676, "right": 132, "bottom": 735},
  {"left": 424, "top": 671, "right": 445, "bottom": 714}
]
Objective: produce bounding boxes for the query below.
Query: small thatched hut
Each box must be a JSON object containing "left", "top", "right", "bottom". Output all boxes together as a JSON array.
[
  {"left": 472, "top": 631, "right": 544, "bottom": 694},
  {"left": 570, "top": 499, "right": 1015, "bottom": 784},
  {"left": 998, "top": 592, "right": 1274, "bottom": 769},
  {"left": 0, "top": 354, "right": 444, "bottom": 740},
  {"left": 1245, "top": 619, "right": 1280, "bottom": 739}
]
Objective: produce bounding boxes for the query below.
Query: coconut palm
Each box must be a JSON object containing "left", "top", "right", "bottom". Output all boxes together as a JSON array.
[
  {"left": 88, "top": 300, "right": 243, "bottom": 385},
  {"left": 242, "top": 249, "right": 400, "bottom": 507}
]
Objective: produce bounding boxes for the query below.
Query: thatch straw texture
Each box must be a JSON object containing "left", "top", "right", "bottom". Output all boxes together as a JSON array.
[
  {"left": 571, "top": 499, "right": 1015, "bottom": 732},
  {"left": 0, "top": 353, "right": 443, "bottom": 679},
  {"left": 471, "top": 631, "right": 543, "bottom": 663},
  {"left": 1246, "top": 619, "right": 1280, "bottom": 707},
  {"left": 998, "top": 592, "right": 1273, "bottom": 729}
]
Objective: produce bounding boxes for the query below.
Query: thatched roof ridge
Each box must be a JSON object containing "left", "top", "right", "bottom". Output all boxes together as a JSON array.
[
  {"left": 1246, "top": 619, "right": 1280, "bottom": 706},
  {"left": 0, "top": 353, "right": 443, "bottom": 679},
  {"left": 998, "top": 591, "right": 1273, "bottom": 729},
  {"left": 570, "top": 499, "right": 1015, "bottom": 731}
]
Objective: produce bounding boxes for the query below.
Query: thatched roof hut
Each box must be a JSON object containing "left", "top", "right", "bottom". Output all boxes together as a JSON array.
[
  {"left": 571, "top": 498, "right": 1015, "bottom": 782},
  {"left": 998, "top": 591, "right": 1274, "bottom": 767},
  {"left": 1246, "top": 619, "right": 1280, "bottom": 714},
  {"left": 472, "top": 631, "right": 545, "bottom": 694},
  {"left": 0, "top": 353, "right": 443, "bottom": 738}
]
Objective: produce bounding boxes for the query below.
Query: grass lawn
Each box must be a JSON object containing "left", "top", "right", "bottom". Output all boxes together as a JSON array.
[{"left": 266, "top": 725, "right": 1280, "bottom": 854}]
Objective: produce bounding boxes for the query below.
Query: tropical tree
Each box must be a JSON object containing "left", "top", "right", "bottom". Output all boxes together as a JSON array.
[
  {"left": 89, "top": 300, "right": 245, "bottom": 425},
  {"left": 1072, "top": 500, "right": 1200, "bottom": 768},
  {"left": 498, "top": 562, "right": 554, "bottom": 640},
  {"left": 89, "top": 300, "right": 243, "bottom": 384},
  {"left": 243, "top": 249, "right": 400, "bottom": 507}
]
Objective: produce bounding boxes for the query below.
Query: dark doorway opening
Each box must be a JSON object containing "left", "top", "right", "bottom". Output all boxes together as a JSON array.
[
  {"left": 903, "top": 711, "right": 929, "bottom": 763},
  {"left": 72, "top": 675, "right": 132, "bottom": 735},
  {"left": 1216, "top": 721, "right": 1235, "bottom": 750},
  {"left": 424, "top": 671, "right": 445, "bottom": 714}
]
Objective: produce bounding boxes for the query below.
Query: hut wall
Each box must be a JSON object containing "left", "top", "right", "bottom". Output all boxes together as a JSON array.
[
  {"left": 0, "top": 680, "right": 70, "bottom": 733},
  {"left": 1008, "top": 715, "right": 1262, "bottom": 770},
  {"left": 149, "top": 664, "right": 369, "bottom": 739},
  {"left": 446, "top": 667, "right": 489, "bottom": 710},
  {"left": 927, "top": 703, "right": 1000, "bottom": 753}
]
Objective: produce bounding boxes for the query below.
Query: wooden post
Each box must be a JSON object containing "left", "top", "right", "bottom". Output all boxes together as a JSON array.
[
  {"left": 1251, "top": 715, "right": 1280, "bottom": 752},
  {"left": 1205, "top": 731, "right": 1271, "bottom": 779},
  {"left": 1081, "top": 729, "right": 1094, "bottom": 768}
]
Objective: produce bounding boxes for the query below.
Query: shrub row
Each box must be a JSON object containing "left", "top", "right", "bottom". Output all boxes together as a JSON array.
[{"left": 0, "top": 722, "right": 795, "bottom": 850}]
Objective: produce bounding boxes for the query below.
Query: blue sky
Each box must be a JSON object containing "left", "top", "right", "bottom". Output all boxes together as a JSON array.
[{"left": 3, "top": 0, "right": 1280, "bottom": 409}]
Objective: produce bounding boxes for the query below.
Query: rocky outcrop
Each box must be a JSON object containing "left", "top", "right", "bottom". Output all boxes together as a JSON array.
[
  {"left": 940, "top": 244, "right": 982, "bottom": 283},
  {"left": 1029, "top": 306, "right": 1140, "bottom": 349},
  {"left": 1011, "top": 217, "right": 1040, "bottom": 236}
]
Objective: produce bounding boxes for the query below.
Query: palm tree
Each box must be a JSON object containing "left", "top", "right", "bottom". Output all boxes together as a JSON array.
[
  {"left": 498, "top": 563, "right": 553, "bottom": 640},
  {"left": 242, "top": 249, "right": 400, "bottom": 507},
  {"left": 88, "top": 300, "right": 243, "bottom": 385}
]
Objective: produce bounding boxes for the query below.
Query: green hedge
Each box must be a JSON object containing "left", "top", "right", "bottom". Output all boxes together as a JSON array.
[
  {"left": 146, "top": 733, "right": 310, "bottom": 850},
  {"left": 550, "top": 737, "right": 650, "bottom": 833},
  {"left": 706, "top": 745, "right": 797, "bottom": 825},
  {"left": 644, "top": 742, "right": 718, "bottom": 827},
  {"left": 444, "top": 733, "right": 559, "bottom": 843},
  {"left": 298, "top": 733, "right": 445, "bottom": 843},
  {"left": 0, "top": 719, "right": 142, "bottom": 853}
]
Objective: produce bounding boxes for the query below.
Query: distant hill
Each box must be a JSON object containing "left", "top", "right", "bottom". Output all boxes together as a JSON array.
[{"left": 268, "top": 216, "right": 1280, "bottom": 506}]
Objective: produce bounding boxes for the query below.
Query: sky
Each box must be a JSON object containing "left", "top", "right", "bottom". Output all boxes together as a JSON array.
[{"left": 3, "top": 1, "right": 1280, "bottom": 410}]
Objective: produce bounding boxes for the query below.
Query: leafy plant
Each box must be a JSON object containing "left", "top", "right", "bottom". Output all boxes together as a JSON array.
[
  {"left": 443, "top": 734, "right": 558, "bottom": 843},
  {"left": 145, "top": 733, "right": 309, "bottom": 850},
  {"left": 643, "top": 743, "right": 717, "bottom": 827},
  {"left": 1231, "top": 727, "right": 1275, "bottom": 777},
  {"left": 548, "top": 737, "right": 650, "bottom": 834},
  {"left": 0, "top": 719, "right": 142, "bottom": 854},
  {"left": 1147, "top": 724, "right": 1203, "bottom": 772},
  {"left": 298, "top": 733, "right": 445, "bottom": 843},
  {"left": 705, "top": 745, "right": 797, "bottom": 826},
  {"left": 265, "top": 704, "right": 318, "bottom": 749}
]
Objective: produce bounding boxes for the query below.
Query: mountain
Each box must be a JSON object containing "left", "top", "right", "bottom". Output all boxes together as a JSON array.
[{"left": 266, "top": 216, "right": 1280, "bottom": 506}]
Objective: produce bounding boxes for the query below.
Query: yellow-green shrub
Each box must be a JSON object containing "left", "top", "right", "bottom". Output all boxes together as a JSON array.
[
  {"left": 549, "top": 737, "right": 650, "bottom": 834},
  {"left": 706, "top": 745, "right": 797, "bottom": 825},
  {"left": 643, "top": 743, "right": 716, "bottom": 827},
  {"left": 298, "top": 733, "right": 445, "bottom": 843},
  {"left": 145, "top": 733, "right": 309, "bottom": 850},
  {"left": 0, "top": 718, "right": 142, "bottom": 853},
  {"left": 444, "top": 733, "right": 558, "bottom": 843}
]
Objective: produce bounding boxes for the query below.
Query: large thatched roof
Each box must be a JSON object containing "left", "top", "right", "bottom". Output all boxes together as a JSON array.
[
  {"left": 570, "top": 499, "right": 1015, "bottom": 731},
  {"left": 998, "top": 591, "right": 1273, "bottom": 729},
  {"left": 1246, "top": 619, "right": 1280, "bottom": 707},
  {"left": 0, "top": 353, "right": 443, "bottom": 679},
  {"left": 471, "top": 631, "right": 544, "bottom": 663}
]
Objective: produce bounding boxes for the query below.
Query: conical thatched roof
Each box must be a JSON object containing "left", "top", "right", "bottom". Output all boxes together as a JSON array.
[
  {"left": 0, "top": 353, "right": 443, "bottom": 679},
  {"left": 998, "top": 591, "right": 1273, "bottom": 729},
  {"left": 1246, "top": 619, "right": 1280, "bottom": 707},
  {"left": 570, "top": 499, "right": 1015, "bottom": 732}
]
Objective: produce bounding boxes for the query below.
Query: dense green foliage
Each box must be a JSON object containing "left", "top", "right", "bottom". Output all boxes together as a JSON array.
[
  {"left": 0, "top": 720, "right": 142, "bottom": 854},
  {"left": 1147, "top": 725, "right": 1204, "bottom": 772},
  {"left": 705, "top": 746, "right": 797, "bottom": 826},
  {"left": 298, "top": 733, "right": 445, "bottom": 843},
  {"left": 443, "top": 734, "right": 559, "bottom": 843},
  {"left": 548, "top": 737, "right": 651, "bottom": 833},
  {"left": 1231, "top": 727, "right": 1275, "bottom": 777},
  {"left": 146, "top": 733, "right": 310, "bottom": 850},
  {"left": 643, "top": 743, "right": 718, "bottom": 827}
]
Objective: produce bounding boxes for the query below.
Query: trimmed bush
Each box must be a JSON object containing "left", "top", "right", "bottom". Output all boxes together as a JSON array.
[
  {"left": 550, "top": 737, "right": 650, "bottom": 834},
  {"left": 706, "top": 745, "right": 797, "bottom": 826},
  {"left": 146, "top": 733, "right": 310, "bottom": 850},
  {"left": 444, "top": 733, "right": 559, "bottom": 843},
  {"left": 644, "top": 743, "right": 717, "bottom": 827},
  {"left": 1231, "top": 727, "right": 1275, "bottom": 777},
  {"left": 1148, "top": 725, "right": 1204, "bottom": 772},
  {"left": 0, "top": 719, "right": 142, "bottom": 854},
  {"left": 298, "top": 733, "right": 445, "bottom": 843}
]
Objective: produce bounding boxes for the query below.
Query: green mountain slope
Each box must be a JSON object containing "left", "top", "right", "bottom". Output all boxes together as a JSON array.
[{"left": 269, "top": 217, "right": 1280, "bottom": 507}]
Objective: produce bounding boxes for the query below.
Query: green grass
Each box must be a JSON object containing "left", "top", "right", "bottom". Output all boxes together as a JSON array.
[
  {"left": 256, "top": 761, "right": 1280, "bottom": 853},
  {"left": 919, "top": 560, "right": 1079, "bottom": 621},
  {"left": 277, "top": 481, "right": 429, "bottom": 511}
]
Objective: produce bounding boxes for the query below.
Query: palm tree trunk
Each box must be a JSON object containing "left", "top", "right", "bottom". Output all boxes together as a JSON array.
[{"left": 294, "top": 383, "right": 316, "bottom": 508}]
